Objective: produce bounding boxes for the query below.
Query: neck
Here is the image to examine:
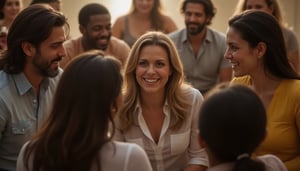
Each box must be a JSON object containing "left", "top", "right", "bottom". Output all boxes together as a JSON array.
[
  {"left": 250, "top": 71, "right": 281, "bottom": 94},
  {"left": 188, "top": 28, "right": 206, "bottom": 44},
  {"left": 132, "top": 11, "right": 151, "bottom": 20},
  {"left": 81, "top": 36, "right": 92, "bottom": 51},
  {"left": 140, "top": 91, "right": 165, "bottom": 109},
  {"left": 24, "top": 65, "right": 44, "bottom": 96}
]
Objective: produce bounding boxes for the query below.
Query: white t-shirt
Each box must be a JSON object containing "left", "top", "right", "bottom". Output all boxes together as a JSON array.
[
  {"left": 207, "top": 154, "right": 287, "bottom": 171},
  {"left": 17, "top": 141, "right": 153, "bottom": 171}
]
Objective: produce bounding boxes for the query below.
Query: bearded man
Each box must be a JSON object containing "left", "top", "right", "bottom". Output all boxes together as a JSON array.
[{"left": 169, "top": 0, "right": 232, "bottom": 94}]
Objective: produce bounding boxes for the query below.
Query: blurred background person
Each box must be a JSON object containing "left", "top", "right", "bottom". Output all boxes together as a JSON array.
[
  {"left": 169, "top": 0, "right": 232, "bottom": 95},
  {"left": 62, "top": 3, "right": 129, "bottom": 69},
  {"left": 0, "top": 0, "right": 23, "bottom": 51},
  {"left": 112, "top": 0, "right": 177, "bottom": 47},
  {"left": 30, "top": 0, "right": 62, "bottom": 11},
  {"left": 17, "top": 50, "right": 153, "bottom": 171},
  {"left": 234, "top": 0, "right": 300, "bottom": 73}
]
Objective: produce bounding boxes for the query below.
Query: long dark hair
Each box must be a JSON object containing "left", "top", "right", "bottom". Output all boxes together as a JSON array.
[
  {"left": 229, "top": 10, "right": 299, "bottom": 79},
  {"left": 199, "top": 84, "right": 267, "bottom": 171},
  {"left": 23, "top": 50, "right": 123, "bottom": 171},
  {"left": 0, "top": 4, "right": 69, "bottom": 74}
]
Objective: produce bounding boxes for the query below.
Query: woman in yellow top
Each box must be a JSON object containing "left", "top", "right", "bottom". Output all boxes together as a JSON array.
[
  {"left": 225, "top": 10, "right": 300, "bottom": 171},
  {"left": 112, "top": 0, "right": 177, "bottom": 47},
  {"left": 234, "top": 0, "right": 300, "bottom": 74}
]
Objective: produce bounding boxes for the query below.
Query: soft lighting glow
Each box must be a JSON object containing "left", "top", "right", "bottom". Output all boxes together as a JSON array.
[{"left": 109, "top": 0, "right": 132, "bottom": 23}]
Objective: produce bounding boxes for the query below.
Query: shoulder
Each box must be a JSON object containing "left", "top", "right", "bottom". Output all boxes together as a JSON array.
[
  {"left": 207, "top": 28, "right": 226, "bottom": 41},
  {"left": 282, "top": 27, "right": 297, "bottom": 38},
  {"left": 168, "top": 29, "right": 185, "bottom": 42},
  {"left": 182, "top": 86, "right": 203, "bottom": 101},
  {"left": 0, "top": 71, "right": 9, "bottom": 89},
  {"left": 230, "top": 75, "right": 251, "bottom": 85},
  {"left": 110, "top": 36, "right": 130, "bottom": 51},
  {"left": 113, "top": 141, "right": 151, "bottom": 167},
  {"left": 257, "top": 154, "right": 287, "bottom": 171},
  {"left": 63, "top": 36, "right": 82, "bottom": 48},
  {"left": 113, "top": 15, "right": 127, "bottom": 27}
]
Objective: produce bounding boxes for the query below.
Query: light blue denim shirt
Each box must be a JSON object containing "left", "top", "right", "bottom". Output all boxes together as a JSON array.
[{"left": 0, "top": 69, "right": 62, "bottom": 170}]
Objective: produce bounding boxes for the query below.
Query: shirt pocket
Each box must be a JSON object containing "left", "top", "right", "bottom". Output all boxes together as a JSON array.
[
  {"left": 170, "top": 131, "right": 190, "bottom": 155},
  {"left": 11, "top": 120, "right": 33, "bottom": 135}
]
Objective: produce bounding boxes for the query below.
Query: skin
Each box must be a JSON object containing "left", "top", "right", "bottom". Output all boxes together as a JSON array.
[
  {"left": 183, "top": 2, "right": 232, "bottom": 83},
  {"left": 136, "top": 45, "right": 172, "bottom": 96},
  {"left": 48, "top": 0, "right": 61, "bottom": 11},
  {"left": 80, "top": 14, "right": 111, "bottom": 51},
  {"left": 245, "top": 0, "right": 274, "bottom": 14},
  {"left": 184, "top": 3, "right": 209, "bottom": 36},
  {"left": 1, "top": 0, "right": 22, "bottom": 24},
  {"left": 23, "top": 26, "right": 66, "bottom": 94},
  {"left": 224, "top": 26, "right": 280, "bottom": 108},
  {"left": 244, "top": 0, "right": 299, "bottom": 73},
  {"left": 134, "top": 0, "right": 154, "bottom": 14},
  {"left": 224, "top": 27, "right": 263, "bottom": 77}
]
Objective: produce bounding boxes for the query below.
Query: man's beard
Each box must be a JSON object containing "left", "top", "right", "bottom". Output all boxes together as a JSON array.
[
  {"left": 186, "top": 22, "right": 206, "bottom": 35},
  {"left": 32, "top": 53, "right": 62, "bottom": 78}
]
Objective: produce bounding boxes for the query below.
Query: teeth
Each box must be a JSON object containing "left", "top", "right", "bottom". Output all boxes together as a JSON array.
[{"left": 144, "top": 78, "right": 158, "bottom": 83}]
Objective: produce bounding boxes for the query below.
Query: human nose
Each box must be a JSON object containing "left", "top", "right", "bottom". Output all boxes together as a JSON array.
[
  {"left": 59, "top": 45, "right": 66, "bottom": 57},
  {"left": 146, "top": 64, "right": 155, "bottom": 74},
  {"left": 224, "top": 47, "right": 232, "bottom": 60}
]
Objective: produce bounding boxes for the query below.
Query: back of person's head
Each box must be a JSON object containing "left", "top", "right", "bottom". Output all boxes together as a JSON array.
[
  {"left": 78, "top": 3, "right": 110, "bottom": 27},
  {"left": 24, "top": 50, "right": 123, "bottom": 171},
  {"left": 180, "top": 0, "right": 216, "bottom": 25},
  {"left": 229, "top": 10, "right": 299, "bottom": 79},
  {"left": 199, "top": 83, "right": 266, "bottom": 171},
  {"left": 234, "top": 0, "right": 283, "bottom": 24},
  {"left": 0, "top": 4, "right": 68, "bottom": 74}
]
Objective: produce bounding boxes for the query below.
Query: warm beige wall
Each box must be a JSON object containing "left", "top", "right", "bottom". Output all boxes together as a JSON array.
[{"left": 22, "top": 0, "right": 300, "bottom": 46}]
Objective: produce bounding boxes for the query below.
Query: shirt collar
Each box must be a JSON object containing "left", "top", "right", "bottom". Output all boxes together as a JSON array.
[
  {"left": 134, "top": 98, "right": 170, "bottom": 117},
  {"left": 12, "top": 72, "right": 50, "bottom": 96},
  {"left": 182, "top": 28, "right": 213, "bottom": 44}
]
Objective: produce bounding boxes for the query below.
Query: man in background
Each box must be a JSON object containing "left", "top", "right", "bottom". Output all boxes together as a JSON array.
[
  {"left": 62, "top": 3, "right": 130, "bottom": 69},
  {"left": 169, "top": 0, "right": 232, "bottom": 94}
]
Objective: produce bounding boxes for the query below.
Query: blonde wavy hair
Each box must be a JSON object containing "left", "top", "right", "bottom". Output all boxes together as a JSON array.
[{"left": 118, "top": 31, "right": 192, "bottom": 131}]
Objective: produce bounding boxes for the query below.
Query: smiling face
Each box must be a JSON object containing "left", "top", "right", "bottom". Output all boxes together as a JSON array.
[
  {"left": 135, "top": 44, "right": 172, "bottom": 95},
  {"left": 184, "top": 2, "right": 209, "bottom": 36},
  {"left": 1, "top": 0, "right": 22, "bottom": 22},
  {"left": 31, "top": 26, "right": 66, "bottom": 77},
  {"left": 134, "top": 0, "right": 154, "bottom": 14},
  {"left": 245, "top": 0, "right": 274, "bottom": 15},
  {"left": 80, "top": 14, "right": 111, "bottom": 51},
  {"left": 224, "top": 27, "right": 263, "bottom": 77}
]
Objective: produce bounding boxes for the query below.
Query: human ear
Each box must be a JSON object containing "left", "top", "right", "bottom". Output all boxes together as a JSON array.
[
  {"left": 256, "top": 42, "right": 267, "bottom": 59},
  {"left": 21, "top": 42, "right": 36, "bottom": 57},
  {"left": 79, "top": 25, "right": 86, "bottom": 35}
]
